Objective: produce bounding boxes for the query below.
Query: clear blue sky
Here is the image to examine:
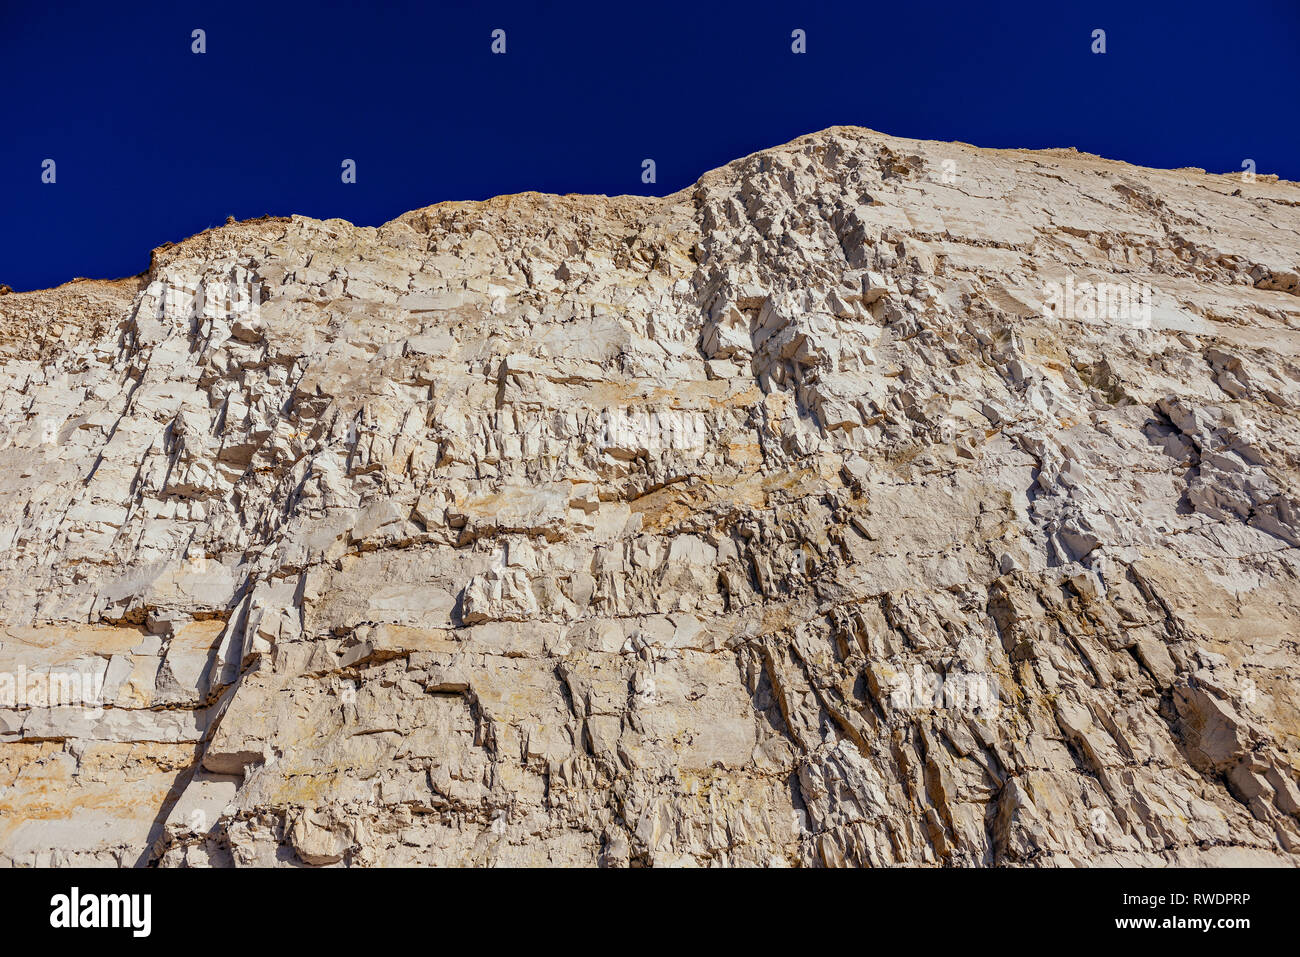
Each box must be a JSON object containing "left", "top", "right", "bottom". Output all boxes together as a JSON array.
[{"left": 2, "top": 0, "right": 1297, "bottom": 291}]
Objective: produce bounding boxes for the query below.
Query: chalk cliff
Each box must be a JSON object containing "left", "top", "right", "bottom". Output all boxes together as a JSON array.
[{"left": 2, "top": 127, "right": 1298, "bottom": 866}]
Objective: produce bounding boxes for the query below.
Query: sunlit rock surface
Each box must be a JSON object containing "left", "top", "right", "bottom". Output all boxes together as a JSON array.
[{"left": 1, "top": 127, "right": 1298, "bottom": 867}]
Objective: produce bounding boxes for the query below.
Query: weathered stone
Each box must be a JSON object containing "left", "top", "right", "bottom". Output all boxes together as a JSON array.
[{"left": 1, "top": 127, "right": 1298, "bottom": 867}]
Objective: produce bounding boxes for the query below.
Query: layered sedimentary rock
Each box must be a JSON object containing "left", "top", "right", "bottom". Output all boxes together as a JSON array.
[{"left": 2, "top": 127, "right": 1299, "bottom": 867}]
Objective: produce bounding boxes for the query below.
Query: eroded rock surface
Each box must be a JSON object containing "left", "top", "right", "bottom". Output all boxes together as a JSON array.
[{"left": 2, "top": 127, "right": 1299, "bottom": 866}]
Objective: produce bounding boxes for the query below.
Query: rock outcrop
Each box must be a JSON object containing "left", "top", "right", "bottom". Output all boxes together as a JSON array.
[{"left": 2, "top": 127, "right": 1299, "bottom": 867}]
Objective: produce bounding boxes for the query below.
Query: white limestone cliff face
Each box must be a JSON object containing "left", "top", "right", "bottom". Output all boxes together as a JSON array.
[{"left": 1, "top": 127, "right": 1298, "bottom": 867}]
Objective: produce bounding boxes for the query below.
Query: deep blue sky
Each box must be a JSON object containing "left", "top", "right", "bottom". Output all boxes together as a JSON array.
[{"left": 2, "top": 0, "right": 1297, "bottom": 291}]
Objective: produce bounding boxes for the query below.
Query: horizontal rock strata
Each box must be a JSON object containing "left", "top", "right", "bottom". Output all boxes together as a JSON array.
[{"left": 1, "top": 127, "right": 1299, "bottom": 866}]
